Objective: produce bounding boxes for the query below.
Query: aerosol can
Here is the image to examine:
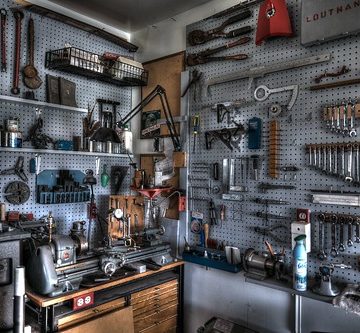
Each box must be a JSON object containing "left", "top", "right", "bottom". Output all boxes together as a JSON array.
[{"left": 293, "top": 234, "right": 307, "bottom": 291}]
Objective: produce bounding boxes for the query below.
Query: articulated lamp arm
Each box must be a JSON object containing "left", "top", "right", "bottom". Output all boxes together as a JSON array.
[{"left": 117, "top": 85, "right": 182, "bottom": 152}]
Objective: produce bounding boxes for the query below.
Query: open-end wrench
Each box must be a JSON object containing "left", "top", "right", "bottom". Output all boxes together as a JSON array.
[
  {"left": 337, "top": 216, "right": 346, "bottom": 252},
  {"left": 336, "top": 105, "right": 341, "bottom": 133},
  {"left": 308, "top": 145, "right": 313, "bottom": 167},
  {"left": 330, "top": 105, "right": 336, "bottom": 132},
  {"left": 322, "top": 145, "right": 327, "bottom": 173},
  {"left": 354, "top": 143, "right": 359, "bottom": 183},
  {"left": 313, "top": 145, "right": 318, "bottom": 168},
  {"left": 317, "top": 213, "right": 327, "bottom": 260},
  {"left": 342, "top": 101, "right": 349, "bottom": 136},
  {"left": 348, "top": 99, "right": 357, "bottom": 137},
  {"left": 330, "top": 214, "right": 339, "bottom": 258},
  {"left": 340, "top": 145, "right": 345, "bottom": 178},
  {"left": 346, "top": 216, "right": 354, "bottom": 248},
  {"left": 354, "top": 217, "right": 360, "bottom": 243},
  {"left": 345, "top": 144, "right": 353, "bottom": 182},
  {"left": 317, "top": 145, "right": 322, "bottom": 170},
  {"left": 254, "top": 84, "right": 299, "bottom": 110},
  {"left": 328, "top": 145, "right": 333, "bottom": 174},
  {"left": 333, "top": 145, "right": 338, "bottom": 175}
]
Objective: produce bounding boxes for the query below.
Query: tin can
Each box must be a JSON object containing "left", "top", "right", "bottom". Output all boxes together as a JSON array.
[
  {"left": 94, "top": 141, "right": 103, "bottom": 153},
  {"left": 6, "top": 118, "right": 19, "bottom": 132},
  {"left": 106, "top": 141, "right": 113, "bottom": 154},
  {"left": 8, "top": 131, "right": 22, "bottom": 148},
  {"left": 89, "top": 140, "right": 94, "bottom": 152},
  {"left": 2, "top": 132, "right": 8, "bottom": 147}
]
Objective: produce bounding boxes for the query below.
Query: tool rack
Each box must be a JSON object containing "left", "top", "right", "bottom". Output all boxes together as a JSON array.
[{"left": 186, "top": 0, "right": 360, "bottom": 285}]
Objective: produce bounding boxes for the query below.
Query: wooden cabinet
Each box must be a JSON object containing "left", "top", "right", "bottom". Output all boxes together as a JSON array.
[{"left": 132, "top": 279, "right": 179, "bottom": 333}]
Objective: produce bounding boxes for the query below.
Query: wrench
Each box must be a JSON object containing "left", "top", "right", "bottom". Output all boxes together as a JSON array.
[
  {"left": 330, "top": 214, "right": 339, "bottom": 257},
  {"left": 254, "top": 84, "right": 299, "bottom": 110},
  {"left": 345, "top": 144, "right": 353, "bottom": 182},
  {"left": 336, "top": 105, "right": 341, "bottom": 133},
  {"left": 346, "top": 216, "right": 354, "bottom": 248},
  {"left": 333, "top": 145, "right": 338, "bottom": 175},
  {"left": 322, "top": 145, "right": 327, "bottom": 173},
  {"left": 342, "top": 102, "right": 349, "bottom": 136},
  {"left": 317, "top": 213, "right": 327, "bottom": 260},
  {"left": 308, "top": 145, "right": 313, "bottom": 167},
  {"left": 340, "top": 145, "right": 345, "bottom": 178},
  {"left": 331, "top": 105, "right": 336, "bottom": 132},
  {"left": 354, "top": 217, "right": 360, "bottom": 243},
  {"left": 348, "top": 99, "right": 357, "bottom": 137},
  {"left": 337, "top": 216, "right": 346, "bottom": 252},
  {"left": 328, "top": 145, "right": 333, "bottom": 174},
  {"left": 354, "top": 143, "right": 359, "bottom": 183}
]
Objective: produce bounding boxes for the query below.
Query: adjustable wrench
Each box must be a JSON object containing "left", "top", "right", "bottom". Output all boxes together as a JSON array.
[
  {"left": 317, "top": 213, "right": 327, "bottom": 260},
  {"left": 337, "top": 216, "right": 346, "bottom": 252},
  {"left": 346, "top": 216, "right": 354, "bottom": 248},
  {"left": 345, "top": 144, "right": 353, "bottom": 182},
  {"left": 330, "top": 214, "right": 339, "bottom": 258},
  {"left": 254, "top": 84, "right": 299, "bottom": 110}
]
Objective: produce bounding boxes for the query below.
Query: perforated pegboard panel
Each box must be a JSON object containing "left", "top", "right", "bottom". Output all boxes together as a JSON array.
[
  {"left": 0, "top": 0, "right": 133, "bottom": 246},
  {"left": 186, "top": 0, "right": 360, "bottom": 284}
]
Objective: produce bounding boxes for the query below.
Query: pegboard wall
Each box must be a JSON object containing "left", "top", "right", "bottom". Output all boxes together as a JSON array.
[
  {"left": 186, "top": 0, "right": 360, "bottom": 284},
  {"left": 0, "top": 0, "right": 134, "bottom": 246}
]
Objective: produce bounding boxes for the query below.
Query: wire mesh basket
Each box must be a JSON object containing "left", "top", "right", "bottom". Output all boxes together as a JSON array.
[{"left": 45, "top": 47, "right": 148, "bottom": 86}]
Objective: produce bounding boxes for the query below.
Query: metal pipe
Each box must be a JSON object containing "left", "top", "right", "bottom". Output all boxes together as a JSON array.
[{"left": 14, "top": 266, "right": 25, "bottom": 333}]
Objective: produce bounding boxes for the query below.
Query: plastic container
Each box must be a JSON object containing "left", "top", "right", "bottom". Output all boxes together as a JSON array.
[
  {"left": 293, "top": 234, "right": 307, "bottom": 291},
  {"left": 123, "top": 125, "right": 133, "bottom": 154}
]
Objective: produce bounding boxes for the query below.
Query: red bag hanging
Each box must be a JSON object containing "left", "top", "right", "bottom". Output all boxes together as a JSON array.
[{"left": 255, "top": 0, "right": 293, "bottom": 45}]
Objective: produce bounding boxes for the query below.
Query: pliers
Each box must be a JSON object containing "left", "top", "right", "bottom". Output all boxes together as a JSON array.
[{"left": 0, "top": 156, "right": 28, "bottom": 182}]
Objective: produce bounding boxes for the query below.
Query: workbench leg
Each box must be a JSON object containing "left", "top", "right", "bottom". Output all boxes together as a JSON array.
[
  {"left": 178, "top": 264, "right": 184, "bottom": 333},
  {"left": 294, "top": 294, "right": 302, "bottom": 333},
  {"left": 40, "top": 307, "right": 48, "bottom": 333}
]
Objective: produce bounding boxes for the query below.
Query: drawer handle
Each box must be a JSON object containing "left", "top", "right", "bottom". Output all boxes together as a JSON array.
[{"left": 154, "top": 287, "right": 161, "bottom": 290}]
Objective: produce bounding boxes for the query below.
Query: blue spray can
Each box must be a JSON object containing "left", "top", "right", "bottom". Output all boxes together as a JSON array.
[{"left": 293, "top": 234, "right": 307, "bottom": 291}]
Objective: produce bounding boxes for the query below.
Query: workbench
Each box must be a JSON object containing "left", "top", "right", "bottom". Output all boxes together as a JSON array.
[{"left": 26, "top": 261, "right": 184, "bottom": 333}]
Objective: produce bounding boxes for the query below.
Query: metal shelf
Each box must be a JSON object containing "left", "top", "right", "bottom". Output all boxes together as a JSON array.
[
  {"left": 0, "top": 95, "right": 88, "bottom": 113},
  {"left": 0, "top": 147, "right": 131, "bottom": 158}
]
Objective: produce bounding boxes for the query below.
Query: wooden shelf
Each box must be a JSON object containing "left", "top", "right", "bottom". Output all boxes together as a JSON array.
[
  {"left": 0, "top": 94, "right": 88, "bottom": 113},
  {"left": 0, "top": 147, "right": 131, "bottom": 158}
]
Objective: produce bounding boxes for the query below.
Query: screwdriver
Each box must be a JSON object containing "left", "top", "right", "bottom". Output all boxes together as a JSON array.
[
  {"left": 220, "top": 204, "right": 225, "bottom": 227},
  {"left": 192, "top": 115, "right": 200, "bottom": 153}
]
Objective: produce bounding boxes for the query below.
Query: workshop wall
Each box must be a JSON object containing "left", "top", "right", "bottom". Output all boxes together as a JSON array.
[{"left": 0, "top": 0, "right": 134, "bottom": 245}]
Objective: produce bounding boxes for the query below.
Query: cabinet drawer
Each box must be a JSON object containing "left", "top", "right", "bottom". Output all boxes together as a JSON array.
[
  {"left": 139, "top": 315, "right": 177, "bottom": 333},
  {"left": 132, "top": 280, "right": 178, "bottom": 303},
  {"left": 58, "top": 297, "right": 125, "bottom": 330},
  {"left": 132, "top": 287, "right": 178, "bottom": 313},
  {"left": 134, "top": 303, "right": 178, "bottom": 332},
  {"left": 134, "top": 298, "right": 178, "bottom": 319}
]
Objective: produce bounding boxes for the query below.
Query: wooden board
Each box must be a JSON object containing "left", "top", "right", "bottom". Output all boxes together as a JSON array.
[
  {"left": 142, "top": 52, "right": 185, "bottom": 137},
  {"left": 59, "top": 306, "right": 134, "bottom": 333},
  {"left": 108, "top": 195, "right": 144, "bottom": 240}
]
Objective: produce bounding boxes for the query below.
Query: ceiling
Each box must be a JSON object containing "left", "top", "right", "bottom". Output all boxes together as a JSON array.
[{"left": 47, "top": 0, "right": 214, "bottom": 33}]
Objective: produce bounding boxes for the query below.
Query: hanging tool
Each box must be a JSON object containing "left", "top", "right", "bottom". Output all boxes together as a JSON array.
[
  {"left": 220, "top": 204, "right": 226, "bottom": 227},
  {"left": 258, "top": 182, "right": 296, "bottom": 192},
  {"left": 309, "top": 77, "right": 360, "bottom": 91},
  {"left": 212, "top": 162, "right": 219, "bottom": 180},
  {"left": 254, "top": 198, "right": 289, "bottom": 205},
  {"left": 269, "top": 120, "right": 279, "bottom": 179},
  {"left": 205, "top": 53, "right": 331, "bottom": 90},
  {"left": 251, "top": 225, "right": 288, "bottom": 243},
  {"left": 0, "top": 156, "right": 28, "bottom": 182},
  {"left": 192, "top": 114, "right": 200, "bottom": 153},
  {"left": 254, "top": 84, "right": 299, "bottom": 111},
  {"left": 11, "top": 10, "right": 24, "bottom": 95},
  {"left": 181, "top": 69, "right": 202, "bottom": 98},
  {"left": 250, "top": 155, "right": 261, "bottom": 180},
  {"left": 209, "top": 199, "right": 217, "bottom": 225},
  {"left": 205, "top": 124, "right": 245, "bottom": 151},
  {"left": 0, "top": 8, "right": 7, "bottom": 72},
  {"left": 23, "top": 17, "right": 42, "bottom": 89},
  {"left": 186, "top": 37, "right": 251, "bottom": 66},
  {"left": 188, "top": 11, "right": 252, "bottom": 45},
  {"left": 248, "top": 117, "right": 262, "bottom": 149},
  {"left": 255, "top": 211, "right": 290, "bottom": 220},
  {"left": 314, "top": 65, "right": 350, "bottom": 84}
]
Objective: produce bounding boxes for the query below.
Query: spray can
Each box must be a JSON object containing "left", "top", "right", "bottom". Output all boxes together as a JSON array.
[{"left": 293, "top": 234, "right": 307, "bottom": 291}]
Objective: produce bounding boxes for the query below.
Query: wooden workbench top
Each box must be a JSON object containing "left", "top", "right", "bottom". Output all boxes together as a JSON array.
[{"left": 26, "top": 261, "right": 184, "bottom": 307}]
